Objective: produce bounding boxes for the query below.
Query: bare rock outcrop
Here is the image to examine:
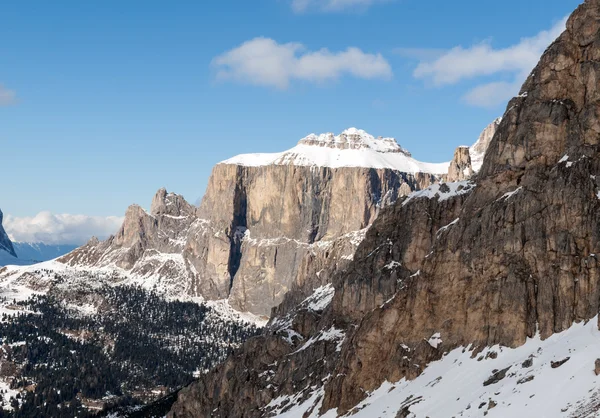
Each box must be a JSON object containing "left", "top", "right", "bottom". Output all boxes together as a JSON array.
[
  {"left": 447, "top": 146, "right": 473, "bottom": 182},
  {"left": 0, "top": 209, "right": 17, "bottom": 259},
  {"left": 324, "top": 1, "right": 600, "bottom": 410},
  {"left": 470, "top": 117, "right": 501, "bottom": 172}
]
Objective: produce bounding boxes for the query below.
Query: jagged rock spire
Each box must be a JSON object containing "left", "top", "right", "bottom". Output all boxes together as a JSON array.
[
  {"left": 0, "top": 209, "right": 17, "bottom": 258},
  {"left": 150, "top": 187, "right": 197, "bottom": 218}
]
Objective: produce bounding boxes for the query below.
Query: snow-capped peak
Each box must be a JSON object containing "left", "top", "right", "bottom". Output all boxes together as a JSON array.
[
  {"left": 220, "top": 128, "right": 449, "bottom": 175},
  {"left": 298, "top": 128, "right": 412, "bottom": 156}
]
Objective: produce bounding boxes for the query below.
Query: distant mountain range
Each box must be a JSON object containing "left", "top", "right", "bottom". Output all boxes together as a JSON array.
[
  {"left": 12, "top": 242, "right": 78, "bottom": 264},
  {"left": 0, "top": 211, "right": 78, "bottom": 266}
]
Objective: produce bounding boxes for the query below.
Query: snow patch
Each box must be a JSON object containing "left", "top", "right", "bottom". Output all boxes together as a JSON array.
[
  {"left": 402, "top": 181, "right": 475, "bottom": 207},
  {"left": 500, "top": 187, "right": 523, "bottom": 201},
  {"left": 436, "top": 218, "right": 459, "bottom": 236},
  {"left": 426, "top": 333, "right": 443, "bottom": 349},
  {"left": 293, "top": 326, "right": 345, "bottom": 354},
  {"left": 384, "top": 261, "right": 402, "bottom": 270},
  {"left": 302, "top": 284, "right": 335, "bottom": 312}
]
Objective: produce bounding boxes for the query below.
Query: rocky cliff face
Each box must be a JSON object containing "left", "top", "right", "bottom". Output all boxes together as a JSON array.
[
  {"left": 59, "top": 127, "right": 488, "bottom": 318},
  {"left": 445, "top": 118, "right": 501, "bottom": 182},
  {"left": 201, "top": 160, "right": 438, "bottom": 316},
  {"left": 470, "top": 117, "right": 501, "bottom": 172},
  {"left": 168, "top": 1, "right": 600, "bottom": 416},
  {"left": 0, "top": 209, "right": 21, "bottom": 268},
  {"left": 446, "top": 146, "right": 473, "bottom": 181},
  {"left": 0, "top": 210, "right": 17, "bottom": 259}
]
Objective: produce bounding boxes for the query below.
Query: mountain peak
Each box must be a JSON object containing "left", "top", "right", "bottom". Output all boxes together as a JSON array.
[
  {"left": 0, "top": 208, "right": 17, "bottom": 258},
  {"left": 220, "top": 128, "right": 448, "bottom": 174},
  {"left": 150, "top": 188, "right": 197, "bottom": 218},
  {"left": 298, "top": 128, "right": 412, "bottom": 156}
]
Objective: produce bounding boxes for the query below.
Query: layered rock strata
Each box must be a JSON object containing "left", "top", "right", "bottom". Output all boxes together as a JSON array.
[{"left": 61, "top": 128, "right": 475, "bottom": 317}]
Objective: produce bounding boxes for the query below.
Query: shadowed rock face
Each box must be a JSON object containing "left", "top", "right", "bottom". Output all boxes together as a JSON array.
[
  {"left": 167, "top": 1, "right": 600, "bottom": 416},
  {"left": 328, "top": 0, "right": 600, "bottom": 410},
  {"left": 203, "top": 163, "right": 440, "bottom": 316},
  {"left": 0, "top": 210, "right": 17, "bottom": 258}
]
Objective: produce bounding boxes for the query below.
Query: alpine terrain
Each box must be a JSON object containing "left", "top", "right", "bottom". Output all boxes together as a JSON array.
[
  {"left": 47, "top": 127, "right": 488, "bottom": 317},
  {"left": 162, "top": 1, "right": 600, "bottom": 417},
  {"left": 0, "top": 124, "right": 492, "bottom": 416}
]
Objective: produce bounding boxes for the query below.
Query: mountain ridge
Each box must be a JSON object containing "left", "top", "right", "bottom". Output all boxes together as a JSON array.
[{"left": 33, "top": 123, "right": 495, "bottom": 317}]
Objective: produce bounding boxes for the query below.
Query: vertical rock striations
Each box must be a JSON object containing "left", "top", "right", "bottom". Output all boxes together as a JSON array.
[
  {"left": 446, "top": 146, "right": 473, "bottom": 181},
  {"left": 61, "top": 126, "right": 493, "bottom": 317},
  {"left": 470, "top": 117, "right": 501, "bottom": 172}
]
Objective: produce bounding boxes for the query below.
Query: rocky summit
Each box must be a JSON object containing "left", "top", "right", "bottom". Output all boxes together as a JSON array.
[
  {"left": 166, "top": 1, "right": 600, "bottom": 417},
  {"left": 42, "top": 126, "right": 490, "bottom": 318}
]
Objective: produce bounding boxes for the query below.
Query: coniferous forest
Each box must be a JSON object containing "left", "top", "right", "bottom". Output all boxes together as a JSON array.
[{"left": 0, "top": 285, "right": 261, "bottom": 417}]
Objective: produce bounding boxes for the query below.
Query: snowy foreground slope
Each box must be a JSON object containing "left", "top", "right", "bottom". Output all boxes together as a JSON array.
[{"left": 271, "top": 318, "right": 600, "bottom": 418}]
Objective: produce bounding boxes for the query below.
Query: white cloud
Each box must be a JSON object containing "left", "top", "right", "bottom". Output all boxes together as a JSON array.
[
  {"left": 291, "top": 0, "right": 392, "bottom": 13},
  {"left": 411, "top": 17, "right": 567, "bottom": 108},
  {"left": 4, "top": 212, "right": 124, "bottom": 245},
  {"left": 212, "top": 37, "right": 392, "bottom": 89},
  {"left": 0, "top": 84, "right": 16, "bottom": 106}
]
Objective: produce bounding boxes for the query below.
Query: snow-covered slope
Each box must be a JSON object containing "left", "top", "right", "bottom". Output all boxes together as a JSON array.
[
  {"left": 269, "top": 317, "right": 600, "bottom": 418},
  {"left": 0, "top": 259, "right": 268, "bottom": 327},
  {"left": 222, "top": 128, "right": 451, "bottom": 174}
]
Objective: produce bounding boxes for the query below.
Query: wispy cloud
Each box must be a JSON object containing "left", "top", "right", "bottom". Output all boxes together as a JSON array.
[
  {"left": 410, "top": 17, "right": 567, "bottom": 108},
  {"left": 291, "top": 0, "right": 392, "bottom": 13},
  {"left": 212, "top": 37, "right": 392, "bottom": 89},
  {"left": 0, "top": 84, "right": 16, "bottom": 106},
  {"left": 4, "top": 212, "right": 124, "bottom": 245}
]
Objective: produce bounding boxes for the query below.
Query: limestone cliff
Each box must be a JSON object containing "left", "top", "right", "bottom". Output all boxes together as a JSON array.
[
  {"left": 60, "top": 127, "right": 485, "bottom": 317},
  {"left": 446, "top": 146, "right": 473, "bottom": 181},
  {"left": 168, "top": 1, "right": 600, "bottom": 416},
  {"left": 470, "top": 117, "right": 501, "bottom": 172}
]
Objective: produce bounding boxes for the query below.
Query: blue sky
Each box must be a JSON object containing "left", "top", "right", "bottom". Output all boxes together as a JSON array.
[{"left": 1, "top": 0, "right": 581, "bottom": 243}]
